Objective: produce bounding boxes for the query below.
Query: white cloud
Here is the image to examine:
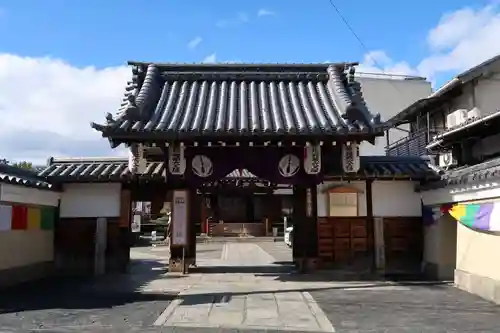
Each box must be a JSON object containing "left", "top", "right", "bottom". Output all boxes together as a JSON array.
[
  {"left": 202, "top": 53, "right": 217, "bottom": 63},
  {"left": 359, "top": 4, "right": 500, "bottom": 84},
  {"left": 0, "top": 54, "right": 129, "bottom": 165},
  {"left": 257, "top": 9, "right": 275, "bottom": 17},
  {"left": 216, "top": 12, "right": 249, "bottom": 28},
  {"left": 187, "top": 36, "right": 202, "bottom": 49}
]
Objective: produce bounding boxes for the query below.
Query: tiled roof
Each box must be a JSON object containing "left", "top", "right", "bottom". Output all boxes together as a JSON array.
[
  {"left": 0, "top": 163, "right": 53, "bottom": 189},
  {"left": 38, "top": 155, "right": 438, "bottom": 183},
  {"left": 418, "top": 156, "right": 500, "bottom": 191},
  {"left": 325, "top": 156, "right": 439, "bottom": 180},
  {"left": 91, "top": 62, "right": 383, "bottom": 143},
  {"left": 38, "top": 157, "right": 166, "bottom": 182}
]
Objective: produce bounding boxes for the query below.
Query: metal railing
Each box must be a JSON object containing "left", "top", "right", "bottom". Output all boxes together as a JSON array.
[{"left": 385, "top": 128, "right": 442, "bottom": 157}]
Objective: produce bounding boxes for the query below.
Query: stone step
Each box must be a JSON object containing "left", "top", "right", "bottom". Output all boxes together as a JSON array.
[{"left": 197, "top": 236, "right": 284, "bottom": 243}]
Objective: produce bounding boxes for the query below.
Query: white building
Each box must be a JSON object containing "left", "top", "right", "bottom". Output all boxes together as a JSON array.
[{"left": 356, "top": 73, "right": 432, "bottom": 156}]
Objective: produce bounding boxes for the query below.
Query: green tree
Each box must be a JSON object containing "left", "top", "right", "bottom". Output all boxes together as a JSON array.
[{"left": 11, "top": 161, "right": 34, "bottom": 171}]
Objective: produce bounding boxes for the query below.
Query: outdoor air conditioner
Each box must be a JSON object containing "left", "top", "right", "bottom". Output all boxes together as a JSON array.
[
  {"left": 438, "top": 151, "right": 457, "bottom": 168},
  {"left": 467, "top": 107, "right": 482, "bottom": 120},
  {"left": 446, "top": 109, "right": 468, "bottom": 129}
]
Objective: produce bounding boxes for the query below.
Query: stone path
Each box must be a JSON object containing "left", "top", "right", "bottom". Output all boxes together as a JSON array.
[
  {"left": 154, "top": 243, "right": 335, "bottom": 332},
  {"left": 2, "top": 241, "right": 500, "bottom": 332}
]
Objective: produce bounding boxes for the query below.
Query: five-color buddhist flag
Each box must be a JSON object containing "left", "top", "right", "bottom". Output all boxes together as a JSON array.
[
  {"left": 448, "top": 202, "right": 500, "bottom": 232},
  {"left": 0, "top": 204, "right": 12, "bottom": 231},
  {"left": 11, "top": 205, "right": 28, "bottom": 230},
  {"left": 27, "top": 207, "right": 41, "bottom": 230},
  {"left": 40, "top": 207, "right": 55, "bottom": 230}
]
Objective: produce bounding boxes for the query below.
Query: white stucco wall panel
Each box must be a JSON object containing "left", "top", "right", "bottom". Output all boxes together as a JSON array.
[
  {"left": 0, "top": 184, "right": 59, "bottom": 207},
  {"left": 456, "top": 223, "right": 500, "bottom": 282},
  {"left": 372, "top": 181, "right": 422, "bottom": 217},
  {"left": 317, "top": 181, "right": 367, "bottom": 217},
  {"left": 356, "top": 76, "right": 432, "bottom": 156},
  {"left": 474, "top": 74, "right": 500, "bottom": 117},
  {"left": 60, "top": 183, "right": 121, "bottom": 218}
]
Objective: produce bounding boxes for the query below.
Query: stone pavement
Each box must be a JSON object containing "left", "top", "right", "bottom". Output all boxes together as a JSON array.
[
  {"left": 1, "top": 241, "right": 500, "bottom": 332},
  {"left": 153, "top": 242, "right": 335, "bottom": 332}
]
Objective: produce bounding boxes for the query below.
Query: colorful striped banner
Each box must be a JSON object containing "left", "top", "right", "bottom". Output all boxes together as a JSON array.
[
  {"left": 0, "top": 204, "right": 56, "bottom": 231},
  {"left": 448, "top": 202, "right": 500, "bottom": 231}
]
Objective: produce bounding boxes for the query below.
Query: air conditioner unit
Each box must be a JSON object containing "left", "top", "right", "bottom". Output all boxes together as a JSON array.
[
  {"left": 446, "top": 109, "right": 468, "bottom": 129},
  {"left": 467, "top": 107, "right": 482, "bottom": 120},
  {"left": 438, "top": 151, "right": 457, "bottom": 168}
]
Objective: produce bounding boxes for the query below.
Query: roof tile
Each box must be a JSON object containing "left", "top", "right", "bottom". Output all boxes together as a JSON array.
[{"left": 91, "top": 63, "right": 382, "bottom": 141}]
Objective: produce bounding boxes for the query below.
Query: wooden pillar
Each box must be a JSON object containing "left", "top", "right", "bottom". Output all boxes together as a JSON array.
[
  {"left": 201, "top": 195, "right": 207, "bottom": 234},
  {"left": 366, "top": 179, "right": 376, "bottom": 271},
  {"left": 292, "top": 184, "right": 319, "bottom": 272},
  {"left": 150, "top": 192, "right": 164, "bottom": 217},
  {"left": 292, "top": 186, "right": 307, "bottom": 271},
  {"left": 118, "top": 188, "right": 132, "bottom": 273},
  {"left": 188, "top": 190, "right": 199, "bottom": 266}
]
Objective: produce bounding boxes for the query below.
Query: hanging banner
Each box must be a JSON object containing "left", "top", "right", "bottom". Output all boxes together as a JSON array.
[
  {"left": 168, "top": 145, "right": 186, "bottom": 175},
  {"left": 448, "top": 202, "right": 500, "bottom": 232},
  {"left": 304, "top": 145, "right": 321, "bottom": 174},
  {"left": 128, "top": 144, "right": 146, "bottom": 174},
  {"left": 172, "top": 190, "right": 188, "bottom": 246},
  {"left": 342, "top": 142, "right": 360, "bottom": 173}
]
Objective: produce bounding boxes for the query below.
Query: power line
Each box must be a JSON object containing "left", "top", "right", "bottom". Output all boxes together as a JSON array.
[
  {"left": 327, "top": 0, "right": 404, "bottom": 79},
  {"left": 327, "top": 0, "right": 408, "bottom": 110}
]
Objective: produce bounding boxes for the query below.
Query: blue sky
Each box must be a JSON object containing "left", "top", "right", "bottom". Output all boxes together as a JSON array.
[
  {"left": 0, "top": 0, "right": 491, "bottom": 74},
  {"left": 0, "top": 0, "right": 499, "bottom": 162}
]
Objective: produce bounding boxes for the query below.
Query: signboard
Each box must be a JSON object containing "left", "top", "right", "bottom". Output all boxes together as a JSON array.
[
  {"left": 131, "top": 214, "right": 141, "bottom": 233},
  {"left": 304, "top": 145, "right": 321, "bottom": 174},
  {"left": 168, "top": 145, "right": 186, "bottom": 175},
  {"left": 342, "top": 142, "right": 360, "bottom": 173},
  {"left": 172, "top": 190, "right": 188, "bottom": 246}
]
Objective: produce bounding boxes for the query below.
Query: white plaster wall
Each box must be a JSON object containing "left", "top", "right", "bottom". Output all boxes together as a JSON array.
[
  {"left": 0, "top": 230, "right": 54, "bottom": 270},
  {"left": 316, "top": 181, "right": 367, "bottom": 217},
  {"left": 423, "top": 214, "right": 457, "bottom": 279},
  {"left": 474, "top": 73, "right": 500, "bottom": 117},
  {"left": 0, "top": 184, "right": 59, "bottom": 207},
  {"left": 457, "top": 222, "right": 500, "bottom": 281},
  {"left": 372, "top": 181, "right": 422, "bottom": 217},
  {"left": 356, "top": 76, "right": 432, "bottom": 156},
  {"left": 60, "top": 183, "right": 121, "bottom": 218}
]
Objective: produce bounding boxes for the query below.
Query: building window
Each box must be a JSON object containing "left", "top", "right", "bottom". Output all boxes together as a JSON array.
[{"left": 328, "top": 190, "right": 358, "bottom": 217}]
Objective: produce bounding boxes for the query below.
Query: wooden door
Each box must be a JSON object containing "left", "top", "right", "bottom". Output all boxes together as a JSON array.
[
  {"left": 317, "top": 217, "right": 372, "bottom": 270},
  {"left": 383, "top": 217, "right": 423, "bottom": 274}
]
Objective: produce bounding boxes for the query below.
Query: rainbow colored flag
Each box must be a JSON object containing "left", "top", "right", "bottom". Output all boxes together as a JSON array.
[{"left": 448, "top": 202, "right": 500, "bottom": 231}]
